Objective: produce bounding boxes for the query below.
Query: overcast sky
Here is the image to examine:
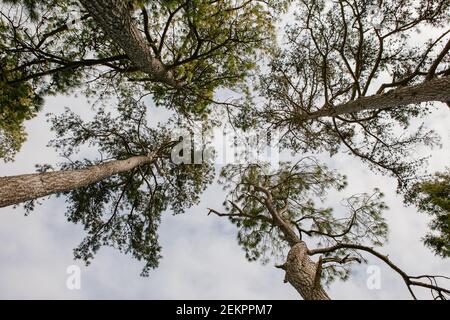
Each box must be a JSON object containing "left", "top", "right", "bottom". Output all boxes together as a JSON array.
[
  {"left": 0, "top": 91, "right": 448, "bottom": 299},
  {"left": 0, "top": 4, "right": 449, "bottom": 299}
]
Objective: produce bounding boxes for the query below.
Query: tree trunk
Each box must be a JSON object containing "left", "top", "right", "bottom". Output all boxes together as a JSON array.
[
  {"left": 302, "top": 76, "right": 450, "bottom": 120},
  {"left": 281, "top": 242, "right": 330, "bottom": 300},
  {"left": 0, "top": 155, "right": 153, "bottom": 208},
  {"left": 79, "top": 0, "right": 180, "bottom": 87},
  {"left": 260, "top": 191, "right": 330, "bottom": 300}
]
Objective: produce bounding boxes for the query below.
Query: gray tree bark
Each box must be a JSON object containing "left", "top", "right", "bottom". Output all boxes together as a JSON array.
[
  {"left": 282, "top": 242, "right": 330, "bottom": 300},
  {"left": 79, "top": 0, "right": 180, "bottom": 87},
  {"left": 0, "top": 155, "right": 153, "bottom": 208},
  {"left": 259, "top": 187, "right": 330, "bottom": 300},
  {"left": 302, "top": 76, "right": 450, "bottom": 120}
]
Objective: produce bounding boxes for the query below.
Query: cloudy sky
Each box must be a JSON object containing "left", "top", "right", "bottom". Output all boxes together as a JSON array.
[
  {"left": 0, "top": 91, "right": 449, "bottom": 299},
  {"left": 0, "top": 3, "right": 449, "bottom": 300}
]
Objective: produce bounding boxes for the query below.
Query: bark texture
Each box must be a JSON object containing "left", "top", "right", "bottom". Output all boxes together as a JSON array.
[
  {"left": 258, "top": 190, "right": 330, "bottom": 299},
  {"left": 282, "top": 242, "right": 330, "bottom": 300},
  {"left": 79, "top": 0, "right": 179, "bottom": 87},
  {"left": 0, "top": 155, "right": 153, "bottom": 208},
  {"left": 303, "top": 76, "right": 450, "bottom": 119}
]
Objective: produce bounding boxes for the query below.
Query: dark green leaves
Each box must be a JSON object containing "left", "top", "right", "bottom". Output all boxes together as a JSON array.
[
  {"left": 46, "top": 100, "right": 214, "bottom": 275},
  {"left": 216, "top": 158, "right": 388, "bottom": 285},
  {"left": 406, "top": 170, "right": 450, "bottom": 258}
]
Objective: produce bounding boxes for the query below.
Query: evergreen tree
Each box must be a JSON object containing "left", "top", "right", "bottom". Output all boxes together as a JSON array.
[{"left": 210, "top": 159, "right": 449, "bottom": 299}]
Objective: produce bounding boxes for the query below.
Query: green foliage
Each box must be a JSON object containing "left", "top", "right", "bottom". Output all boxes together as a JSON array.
[
  {"left": 254, "top": 0, "right": 448, "bottom": 189},
  {"left": 137, "top": 0, "right": 287, "bottom": 116},
  {"left": 405, "top": 170, "right": 450, "bottom": 258},
  {"left": 0, "top": 0, "right": 105, "bottom": 160},
  {"left": 42, "top": 100, "right": 214, "bottom": 275},
  {"left": 0, "top": 61, "right": 43, "bottom": 161},
  {"left": 218, "top": 158, "right": 388, "bottom": 285},
  {"left": 2, "top": 0, "right": 446, "bottom": 286},
  {"left": 0, "top": 0, "right": 290, "bottom": 160}
]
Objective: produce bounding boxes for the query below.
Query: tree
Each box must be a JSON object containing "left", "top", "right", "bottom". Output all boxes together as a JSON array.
[
  {"left": 297, "top": 77, "right": 450, "bottom": 119},
  {"left": 1, "top": 0, "right": 448, "bottom": 298},
  {"left": 0, "top": 0, "right": 287, "bottom": 160},
  {"left": 247, "top": 0, "right": 450, "bottom": 189},
  {"left": 405, "top": 169, "right": 450, "bottom": 258},
  {"left": 0, "top": 99, "right": 214, "bottom": 274},
  {"left": 0, "top": 15, "right": 43, "bottom": 161},
  {"left": 209, "top": 159, "right": 450, "bottom": 300},
  {"left": 0, "top": 154, "right": 156, "bottom": 208}
]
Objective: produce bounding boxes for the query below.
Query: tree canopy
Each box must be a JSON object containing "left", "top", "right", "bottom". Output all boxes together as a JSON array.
[
  {"left": 406, "top": 169, "right": 450, "bottom": 258},
  {"left": 0, "top": 0, "right": 449, "bottom": 299},
  {"left": 43, "top": 100, "right": 213, "bottom": 275},
  {"left": 213, "top": 159, "right": 387, "bottom": 283},
  {"left": 210, "top": 159, "right": 449, "bottom": 299},
  {"left": 0, "top": 0, "right": 288, "bottom": 160},
  {"left": 250, "top": 0, "right": 450, "bottom": 189}
]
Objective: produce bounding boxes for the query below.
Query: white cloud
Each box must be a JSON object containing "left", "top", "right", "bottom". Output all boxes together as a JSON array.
[{"left": 0, "top": 54, "right": 449, "bottom": 300}]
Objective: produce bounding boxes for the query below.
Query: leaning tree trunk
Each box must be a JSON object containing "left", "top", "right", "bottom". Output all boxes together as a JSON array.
[
  {"left": 263, "top": 194, "right": 330, "bottom": 300},
  {"left": 280, "top": 242, "right": 330, "bottom": 300},
  {"left": 79, "top": 0, "right": 179, "bottom": 87},
  {"left": 302, "top": 76, "right": 450, "bottom": 120},
  {"left": 0, "top": 155, "right": 153, "bottom": 208}
]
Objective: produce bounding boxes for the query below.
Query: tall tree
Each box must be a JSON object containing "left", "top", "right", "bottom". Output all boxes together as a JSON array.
[
  {"left": 0, "top": 0, "right": 287, "bottom": 160},
  {"left": 0, "top": 154, "right": 156, "bottom": 208},
  {"left": 405, "top": 169, "right": 450, "bottom": 258},
  {"left": 0, "top": 100, "right": 214, "bottom": 274},
  {"left": 247, "top": 0, "right": 450, "bottom": 189},
  {"left": 209, "top": 159, "right": 450, "bottom": 299},
  {"left": 0, "top": 12, "right": 43, "bottom": 161},
  {"left": 1, "top": 0, "right": 448, "bottom": 297}
]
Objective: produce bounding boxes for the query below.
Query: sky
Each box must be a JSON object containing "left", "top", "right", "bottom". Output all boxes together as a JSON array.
[
  {"left": 0, "top": 92, "right": 449, "bottom": 300},
  {"left": 0, "top": 3, "right": 449, "bottom": 300}
]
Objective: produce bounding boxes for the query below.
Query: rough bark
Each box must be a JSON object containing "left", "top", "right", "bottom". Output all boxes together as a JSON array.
[
  {"left": 258, "top": 189, "right": 330, "bottom": 299},
  {"left": 79, "top": 0, "right": 180, "bottom": 87},
  {"left": 280, "top": 242, "right": 330, "bottom": 300},
  {"left": 302, "top": 76, "right": 450, "bottom": 120},
  {"left": 0, "top": 155, "right": 153, "bottom": 208}
]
